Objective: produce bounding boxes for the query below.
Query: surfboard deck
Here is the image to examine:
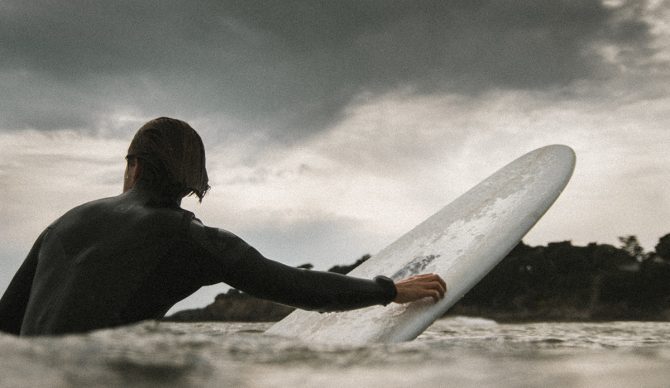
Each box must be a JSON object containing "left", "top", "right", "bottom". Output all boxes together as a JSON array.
[{"left": 266, "top": 145, "right": 576, "bottom": 344}]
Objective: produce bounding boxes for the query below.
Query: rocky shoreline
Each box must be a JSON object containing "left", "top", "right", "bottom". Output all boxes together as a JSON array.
[{"left": 166, "top": 289, "right": 295, "bottom": 322}]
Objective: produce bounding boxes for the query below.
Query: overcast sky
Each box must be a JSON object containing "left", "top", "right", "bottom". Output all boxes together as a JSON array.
[{"left": 1, "top": 0, "right": 669, "bottom": 312}]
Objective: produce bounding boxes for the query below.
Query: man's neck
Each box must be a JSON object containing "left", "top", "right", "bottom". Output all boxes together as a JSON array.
[{"left": 127, "top": 182, "right": 182, "bottom": 208}]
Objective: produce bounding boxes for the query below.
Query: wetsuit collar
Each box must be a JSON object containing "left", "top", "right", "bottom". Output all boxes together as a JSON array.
[{"left": 126, "top": 184, "right": 183, "bottom": 209}]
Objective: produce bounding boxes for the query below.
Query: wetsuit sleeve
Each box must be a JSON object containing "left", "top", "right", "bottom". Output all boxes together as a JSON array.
[
  {"left": 189, "top": 223, "right": 397, "bottom": 312},
  {"left": 0, "top": 229, "right": 47, "bottom": 335}
]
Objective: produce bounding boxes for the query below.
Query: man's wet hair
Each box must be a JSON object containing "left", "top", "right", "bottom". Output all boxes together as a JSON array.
[{"left": 127, "top": 117, "right": 210, "bottom": 202}]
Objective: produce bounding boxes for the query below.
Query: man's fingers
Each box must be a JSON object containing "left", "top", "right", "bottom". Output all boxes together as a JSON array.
[
  {"left": 437, "top": 284, "right": 446, "bottom": 298},
  {"left": 419, "top": 274, "right": 447, "bottom": 298},
  {"left": 430, "top": 277, "right": 446, "bottom": 297},
  {"left": 432, "top": 283, "right": 445, "bottom": 300},
  {"left": 410, "top": 273, "right": 436, "bottom": 281},
  {"left": 438, "top": 276, "right": 447, "bottom": 293},
  {"left": 420, "top": 280, "right": 446, "bottom": 302}
]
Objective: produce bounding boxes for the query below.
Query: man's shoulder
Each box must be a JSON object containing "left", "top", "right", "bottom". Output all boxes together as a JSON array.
[
  {"left": 46, "top": 195, "right": 118, "bottom": 228},
  {"left": 51, "top": 194, "right": 192, "bottom": 231},
  {"left": 187, "top": 217, "right": 251, "bottom": 257},
  {"left": 72, "top": 195, "right": 118, "bottom": 212}
]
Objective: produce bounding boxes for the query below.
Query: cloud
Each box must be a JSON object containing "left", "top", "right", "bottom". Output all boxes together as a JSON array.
[
  {"left": 191, "top": 83, "right": 670, "bottom": 251},
  {"left": 0, "top": 0, "right": 658, "bottom": 137},
  {"left": 2, "top": 1, "right": 669, "bottom": 312},
  {"left": 0, "top": 131, "right": 126, "bottom": 253}
]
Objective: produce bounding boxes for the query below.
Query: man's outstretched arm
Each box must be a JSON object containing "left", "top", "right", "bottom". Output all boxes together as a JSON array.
[
  {"left": 190, "top": 223, "right": 446, "bottom": 312},
  {"left": 217, "top": 245, "right": 446, "bottom": 312}
]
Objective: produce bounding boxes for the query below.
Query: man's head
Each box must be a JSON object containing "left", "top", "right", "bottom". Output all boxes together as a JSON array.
[{"left": 123, "top": 117, "right": 210, "bottom": 202}]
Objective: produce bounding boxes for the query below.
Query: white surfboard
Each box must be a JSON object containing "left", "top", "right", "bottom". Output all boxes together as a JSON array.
[{"left": 266, "top": 145, "right": 576, "bottom": 344}]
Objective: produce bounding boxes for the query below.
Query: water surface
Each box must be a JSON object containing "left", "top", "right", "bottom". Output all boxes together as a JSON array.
[{"left": 1, "top": 317, "right": 669, "bottom": 387}]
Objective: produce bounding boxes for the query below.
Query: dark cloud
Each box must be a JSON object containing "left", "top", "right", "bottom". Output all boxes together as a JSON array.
[{"left": 0, "top": 0, "right": 655, "bottom": 137}]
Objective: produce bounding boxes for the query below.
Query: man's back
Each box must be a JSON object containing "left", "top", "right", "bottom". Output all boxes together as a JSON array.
[{"left": 19, "top": 189, "right": 192, "bottom": 335}]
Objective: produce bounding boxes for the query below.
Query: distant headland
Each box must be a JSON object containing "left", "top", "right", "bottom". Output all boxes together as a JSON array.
[{"left": 166, "top": 234, "right": 670, "bottom": 323}]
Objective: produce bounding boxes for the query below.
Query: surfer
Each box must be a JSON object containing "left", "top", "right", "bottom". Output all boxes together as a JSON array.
[{"left": 0, "top": 117, "right": 446, "bottom": 336}]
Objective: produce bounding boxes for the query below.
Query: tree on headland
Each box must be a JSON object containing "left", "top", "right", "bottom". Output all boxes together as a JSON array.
[
  {"left": 654, "top": 234, "right": 670, "bottom": 260},
  {"left": 619, "top": 235, "right": 647, "bottom": 262},
  {"left": 328, "top": 254, "right": 371, "bottom": 274}
]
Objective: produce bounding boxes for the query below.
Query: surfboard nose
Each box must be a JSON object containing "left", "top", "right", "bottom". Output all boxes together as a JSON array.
[{"left": 541, "top": 144, "right": 576, "bottom": 166}]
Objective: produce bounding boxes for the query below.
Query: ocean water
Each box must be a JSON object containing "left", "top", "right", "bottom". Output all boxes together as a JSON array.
[{"left": 1, "top": 317, "right": 669, "bottom": 387}]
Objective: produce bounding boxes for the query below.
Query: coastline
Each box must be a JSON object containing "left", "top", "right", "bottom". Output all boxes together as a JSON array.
[
  {"left": 168, "top": 237, "right": 670, "bottom": 324},
  {"left": 166, "top": 289, "right": 670, "bottom": 323}
]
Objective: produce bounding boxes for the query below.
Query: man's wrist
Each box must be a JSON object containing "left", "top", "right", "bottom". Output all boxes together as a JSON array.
[{"left": 373, "top": 275, "right": 397, "bottom": 305}]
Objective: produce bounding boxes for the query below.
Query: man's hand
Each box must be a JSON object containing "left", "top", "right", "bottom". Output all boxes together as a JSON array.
[{"left": 393, "top": 274, "right": 447, "bottom": 304}]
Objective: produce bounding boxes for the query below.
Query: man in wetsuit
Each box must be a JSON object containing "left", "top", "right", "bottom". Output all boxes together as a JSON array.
[{"left": 0, "top": 117, "right": 446, "bottom": 336}]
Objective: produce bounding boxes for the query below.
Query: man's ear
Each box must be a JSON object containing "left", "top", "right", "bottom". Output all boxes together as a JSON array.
[{"left": 131, "top": 159, "right": 142, "bottom": 182}]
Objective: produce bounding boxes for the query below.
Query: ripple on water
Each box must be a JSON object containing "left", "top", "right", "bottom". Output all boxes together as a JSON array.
[{"left": 1, "top": 319, "right": 669, "bottom": 387}]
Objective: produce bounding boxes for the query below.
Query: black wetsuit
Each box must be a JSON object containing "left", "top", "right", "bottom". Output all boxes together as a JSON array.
[{"left": 0, "top": 187, "right": 396, "bottom": 336}]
